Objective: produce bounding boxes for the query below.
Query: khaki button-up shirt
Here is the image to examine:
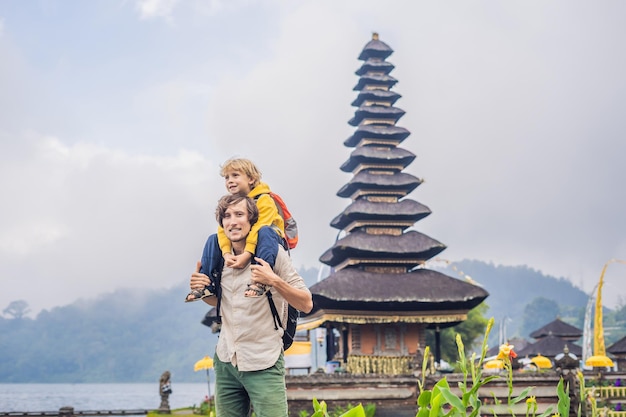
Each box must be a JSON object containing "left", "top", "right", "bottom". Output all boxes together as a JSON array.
[{"left": 215, "top": 247, "right": 310, "bottom": 372}]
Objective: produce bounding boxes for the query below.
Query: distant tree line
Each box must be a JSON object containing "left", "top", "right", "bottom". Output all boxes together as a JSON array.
[{"left": 1, "top": 261, "right": 625, "bottom": 382}]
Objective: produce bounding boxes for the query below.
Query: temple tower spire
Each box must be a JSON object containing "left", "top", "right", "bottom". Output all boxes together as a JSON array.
[{"left": 301, "top": 34, "right": 489, "bottom": 375}]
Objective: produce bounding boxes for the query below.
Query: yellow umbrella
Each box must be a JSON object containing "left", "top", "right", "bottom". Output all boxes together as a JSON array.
[
  {"left": 194, "top": 356, "right": 214, "bottom": 399},
  {"left": 484, "top": 359, "right": 504, "bottom": 370},
  {"left": 194, "top": 356, "right": 214, "bottom": 371},
  {"left": 585, "top": 355, "right": 614, "bottom": 367},
  {"left": 285, "top": 341, "right": 312, "bottom": 356},
  {"left": 531, "top": 354, "right": 552, "bottom": 369}
]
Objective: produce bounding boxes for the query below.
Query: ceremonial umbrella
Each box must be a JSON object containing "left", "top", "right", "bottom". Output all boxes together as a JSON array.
[
  {"left": 194, "top": 356, "right": 214, "bottom": 399},
  {"left": 484, "top": 359, "right": 504, "bottom": 370},
  {"left": 531, "top": 354, "right": 552, "bottom": 369}
]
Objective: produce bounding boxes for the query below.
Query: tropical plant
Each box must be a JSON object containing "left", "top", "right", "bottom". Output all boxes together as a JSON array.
[
  {"left": 415, "top": 317, "right": 572, "bottom": 417},
  {"left": 304, "top": 398, "right": 367, "bottom": 417}
]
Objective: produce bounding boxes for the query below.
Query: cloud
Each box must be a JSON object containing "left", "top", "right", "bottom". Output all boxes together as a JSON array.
[
  {"left": 134, "top": 0, "right": 253, "bottom": 21},
  {"left": 135, "top": 0, "right": 181, "bottom": 20},
  {"left": 0, "top": 132, "right": 219, "bottom": 314},
  {"left": 2, "top": 0, "right": 626, "bottom": 315}
]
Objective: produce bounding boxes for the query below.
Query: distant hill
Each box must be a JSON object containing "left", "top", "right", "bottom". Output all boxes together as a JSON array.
[
  {"left": 0, "top": 261, "right": 619, "bottom": 383},
  {"left": 439, "top": 259, "right": 591, "bottom": 338}
]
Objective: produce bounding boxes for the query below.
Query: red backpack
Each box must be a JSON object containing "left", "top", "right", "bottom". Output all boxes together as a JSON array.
[{"left": 257, "top": 192, "right": 298, "bottom": 249}]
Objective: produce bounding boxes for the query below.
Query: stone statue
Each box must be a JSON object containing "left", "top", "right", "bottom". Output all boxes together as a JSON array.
[
  {"left": 158, "top": 370, "right": 172, "bottom": 413},
  {"left": 554, "top": 346, "right": 579, "bottom": 417}
]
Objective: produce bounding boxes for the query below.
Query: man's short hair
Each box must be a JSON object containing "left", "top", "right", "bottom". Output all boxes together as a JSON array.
[{"left": 215, "top": 194, "right": 259, "bottom": 227}]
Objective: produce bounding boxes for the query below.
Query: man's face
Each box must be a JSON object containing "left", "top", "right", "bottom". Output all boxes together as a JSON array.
[{"left": 222, "top": 199, "right": 251, "bottom": 243}]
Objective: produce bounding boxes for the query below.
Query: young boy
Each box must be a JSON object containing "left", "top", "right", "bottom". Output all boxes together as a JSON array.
[{"left": 185, "top": 158, "right": 287, "bottom": 302}]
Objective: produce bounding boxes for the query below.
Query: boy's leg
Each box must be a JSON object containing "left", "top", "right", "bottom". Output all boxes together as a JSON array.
[
  {"left": 200, "top": 233, "right": 223, "bottom": 293},
  {"left": 186, "top": 234, "right": 223, "bottom": 302},
  {"left": 254, "top": 226, "right": 283, "bottom": 269},
  {"left": 241, "top": 354, "right": 288, "bottom": 417},
  {"left": 245, "top": 226, "right": 282, "bottom": 297}
]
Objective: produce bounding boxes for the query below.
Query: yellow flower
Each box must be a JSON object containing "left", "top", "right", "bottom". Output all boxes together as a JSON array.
[
  {"left": 526, "top": 395, "right": 538, "bottom": 413},
  {"left": 497, "top": 343, "right": 517, "bottom": 360}
]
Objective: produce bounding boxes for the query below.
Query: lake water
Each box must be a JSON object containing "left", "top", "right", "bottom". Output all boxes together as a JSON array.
[{"left": 0, "top": 383, "right": 215, "bottom": 412}]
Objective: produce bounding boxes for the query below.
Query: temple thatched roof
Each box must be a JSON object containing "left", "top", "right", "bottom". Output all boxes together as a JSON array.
[
  {"left": 516, "top": 334, "right": 582, "bottom": 358},
  {"left": 358, "top": 35, "right": 393, "bottom": 61},
  {"left": 608, "top": 335, "right": 626, "bottom": 354},
  {"left": 529, "top": 318, "right": 583, "bottom": 340},
  {"left": 351, "top": 89, "right": 401, "bottom": 107},
  {"left": 337, "top": 171, "right": 422, "bottom": 198},
  {"left": 330, "top": 199, "right": 431, "bottom": 230},
  {"left": 355, "top": 58, "right": 395, "bottom": 76},
  {"left": 340, "top": 147, "right": 415, "bottom": 173},
  {"left": 308, "top": 268, "right": 488, "bottom": 311},
  {"left": 353, "top": 74, "right": 398, "bottom": 91},
  {"left": 319, "top": 230, "right": 445, "bottom": 268},
  {"left": 349, "top": 105, "right": 405, "bottom": 126},
  {"left": 344, "top": 125, "right": 410, "bottom": 147}
]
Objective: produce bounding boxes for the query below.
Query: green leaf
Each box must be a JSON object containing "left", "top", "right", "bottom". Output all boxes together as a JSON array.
[
  {"left": 439, "top": 387, "right": 465, "bottom": 411},
  {"left": 433, "top": 377, "right": 451, "bottom": 396},
  {"left": 467, "top": 374, "right": 499, "bottom": 398},
  {"left": 511, "top": 386, "right": 534, "bottom": 404},
  {"left": 470, "top": 396, "right": 481, "bottom": 410},
  {"left": 312, "top": 398, "right": 321, "bottom": 410},
  {"left": 417, "top": 408, "right": 430, "bottom": 417},
  {"left": 462, "top": 391, "right": 472, "bottom": 408},
  {"left": 556, "top": 378, "right": 570, "bottom": 417},
  {"left": 340, "top": 404, "right": 366, "bottom": 417},
  {"left": 538, "top": 406, "right": 554, "bottom": 417},
  {"left": 429, "top": 393, "right": 444, "bottom": 417},
  {"left": 311, "top": 398, "right": 327, "bottom": 416},
  {"left": 468, "top": 407, "right": 481, "bottom": 417},
  {"left": 418, "top": 390, "right": 433, "bottom": 407}
]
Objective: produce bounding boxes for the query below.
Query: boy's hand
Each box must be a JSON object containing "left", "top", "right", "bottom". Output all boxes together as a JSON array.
[
  {"left": 225, "top": 252, "right": 252, "bottom": 269},
  {"left": 223, "top": 252, "right": 235, "bottom": 267},
  {"left": 190, "top": 261, "right": 210, "bottom": 290}
]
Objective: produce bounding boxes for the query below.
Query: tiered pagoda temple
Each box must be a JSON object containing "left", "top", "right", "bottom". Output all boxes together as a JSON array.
[{"left": 298, "top": 33, "right": 489, "bottom": 375}]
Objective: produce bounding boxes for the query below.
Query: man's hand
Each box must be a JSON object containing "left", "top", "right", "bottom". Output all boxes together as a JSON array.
[
  {"left": 250, "top": 257, "right": 277, "bottom": 287},
  {"left": 250, "top": 257, "right": 313, "bottom": 313},
  {"left": 224, "top": 251, "right": 252, "bottom": 269}
]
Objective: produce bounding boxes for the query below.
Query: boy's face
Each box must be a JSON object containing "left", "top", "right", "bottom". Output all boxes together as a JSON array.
[
  {"left": 222, "top": 199, "right": 251, "bottom": 244},
  {"left": 223, "top": 169, "right": 255, "bottom": 195}
]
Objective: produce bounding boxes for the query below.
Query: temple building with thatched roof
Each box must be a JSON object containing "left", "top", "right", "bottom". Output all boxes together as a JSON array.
[
  {"left": 298, "top": 33, "right": 489, "bottom": 375},
  {"left": 516, "top": 334, "right": 583, "bottom": 360},
  {"left": 529, "top": 318, "right": 583, "bottom": 342},
  {"left": 516, "top": 318, "right": 583, "bottom": 360},
  {"left": 607, "top": 335, "right": 626, "bottom": 371}
]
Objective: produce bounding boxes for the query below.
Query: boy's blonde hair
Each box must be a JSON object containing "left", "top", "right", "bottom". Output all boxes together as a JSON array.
[{"left": 220, "top": 158, "right": 262, "bottom": 188}]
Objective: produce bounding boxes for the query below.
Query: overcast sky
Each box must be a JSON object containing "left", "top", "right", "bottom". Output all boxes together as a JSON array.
[{"left": 1, "top": 0, "right": 625, "bottom": 316}]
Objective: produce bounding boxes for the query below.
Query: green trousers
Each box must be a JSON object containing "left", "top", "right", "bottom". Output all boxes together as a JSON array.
[{"left": 214, "top": 353, "right": 288, "bottom": 417}]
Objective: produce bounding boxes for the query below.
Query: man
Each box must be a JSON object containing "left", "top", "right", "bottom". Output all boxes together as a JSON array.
[{"left": 189, "top": 193, "right": 313, "bottom": 417}]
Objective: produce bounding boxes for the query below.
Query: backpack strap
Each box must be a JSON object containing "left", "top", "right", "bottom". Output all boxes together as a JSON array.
[
  {"left": 265, "top": 291, "right": 283, "bottom": 331},
  {"left": 212, "top": 269, "right": 223, "bottom": 325},
  {"left": 252, "top": 193, "right": 290, "bottom": 253}
]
